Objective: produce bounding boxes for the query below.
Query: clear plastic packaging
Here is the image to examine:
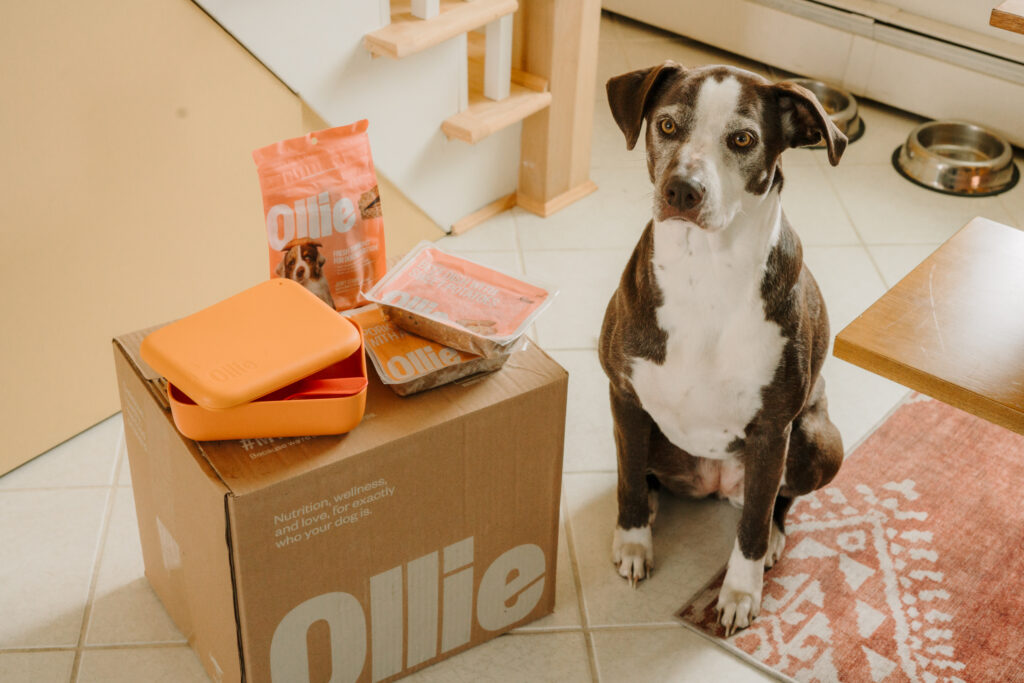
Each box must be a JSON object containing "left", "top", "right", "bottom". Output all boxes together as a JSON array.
[
  {"left": 347, "top": 305, "right": 511, "bottom": 396},
  {"left": 363, "top": 242, "right": 555, "bottom": 357}
]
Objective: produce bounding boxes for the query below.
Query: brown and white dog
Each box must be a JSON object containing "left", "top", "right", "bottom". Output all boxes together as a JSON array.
[
  {"left": 598, "top": 62, "right": 845, "bottom": 635},
  {"left": 277, "top": 238, "right": 335, "bottom": 309}
]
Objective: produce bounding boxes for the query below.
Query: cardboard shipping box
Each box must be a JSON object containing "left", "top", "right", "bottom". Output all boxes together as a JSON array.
[{"left": 113, "top": 326, "right": 568, "bottom": 683}]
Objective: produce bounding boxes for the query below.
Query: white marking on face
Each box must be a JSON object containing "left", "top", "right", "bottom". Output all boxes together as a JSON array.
[{"left": 662, "top": 76, "right": 765, "bottom": 231}]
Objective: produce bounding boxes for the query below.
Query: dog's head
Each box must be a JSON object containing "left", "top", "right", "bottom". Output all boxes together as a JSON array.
[
  {"left": 607, "top": 62, "right": 846, "bottom": 232},
  {"left": 276, "top": 239, "right": 326, "bottom": 283}
]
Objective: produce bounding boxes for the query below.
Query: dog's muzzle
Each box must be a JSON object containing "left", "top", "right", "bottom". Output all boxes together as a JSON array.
[
  {"left": 658, "top": 175, "right": 705, "bottom": 223},
  {"left": 665, "top": 176, "right": 705, "bottom": 211}
]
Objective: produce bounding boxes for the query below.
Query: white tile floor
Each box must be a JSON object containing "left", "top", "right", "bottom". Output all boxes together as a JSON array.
[{"left": 3, "top": 12, "right": 1024, "bottom": 683}]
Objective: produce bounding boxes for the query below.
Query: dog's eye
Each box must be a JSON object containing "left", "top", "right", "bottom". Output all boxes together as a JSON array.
[
  {"left": 731, "top": 131, "right": 755, "bottom": 148},
  {"left": 659, "top": 118, "right": 676, "bottom": 135}
]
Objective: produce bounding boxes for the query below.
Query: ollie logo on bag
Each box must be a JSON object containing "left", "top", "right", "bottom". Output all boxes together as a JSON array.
[
  {"left": 254, "top": 120, "right": 387, "bottom": 312},
  {"left": 265, "top": 191, "right": 359, "bottom": 249},
  {"left": 269, "top": 537, "right": 545, "bottom": 682}
]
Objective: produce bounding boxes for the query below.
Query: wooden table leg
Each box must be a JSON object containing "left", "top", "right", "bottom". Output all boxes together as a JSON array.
[{"left": 515, "top": 0, "right": 601, "bottom": 217}]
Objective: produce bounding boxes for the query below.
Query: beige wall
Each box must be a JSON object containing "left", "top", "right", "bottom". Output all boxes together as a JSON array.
[{"left": 0, "top": 0, "right": 439, "bottom": 475}]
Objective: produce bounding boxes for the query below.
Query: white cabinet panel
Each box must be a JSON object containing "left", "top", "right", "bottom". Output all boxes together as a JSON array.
[
  {"left": 603, "top": 0, "right": 853, "bottom": 83},
  {"left": 863, "top": 43, "right": 1024, "bottom": 145}
]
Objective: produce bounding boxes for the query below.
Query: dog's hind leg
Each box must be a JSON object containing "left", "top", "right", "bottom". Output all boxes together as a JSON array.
[
  {"left": 765, "top": 497, "right": 791, "bottom": 568},
  {"left": 767, "top": 376, "right": 844, "bottom": 568},
  {"left": 646, "top": 473, "right": 661, "bottom": 525},
  {"left": 781, "top": 376, "right": 843, "bottom": 500},
  {"left": 610, "top": 387, "right": 656, "bottom": 587}
]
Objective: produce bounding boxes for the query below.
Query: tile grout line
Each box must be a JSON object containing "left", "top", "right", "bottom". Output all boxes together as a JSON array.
[
  {"left": 586, "top": 623, "right": 692, "bottom": 632},
  {"left": 110, "top": 423, "right": 127, "bottom": 488},
  {"left": 511, "top": 211, "right": 526, "bottom": 278},
  {"left": 0, "top": 486, "right": 122, "bottom": 494},
  {"left": 517, "top": 246, "right": 639, "bottom": 254},
  {"left": 507, "top": 626, "right": 586, "bottom": 636},
  {"left": 68, "top": 485, "right": 119, "bottom": 682},
  {"left": 510, "top": 208, "right": 528, "bottom": 281},
  {"left": 818, "top": 160, "right": 891, "bottom": 289},
  {"left": 80, "top": 641, "right": 190, "bottom": 651},
  {"left": 561, "top": 492, "right": 601, "bottom": 682},
  {"left": 0, "top": 641, "right": 194, "bottom": 655},
  {"left": 995, "top": 192, "right": 1021, "bottom": 229}
]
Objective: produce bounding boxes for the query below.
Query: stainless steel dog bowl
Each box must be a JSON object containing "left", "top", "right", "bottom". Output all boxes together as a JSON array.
[
  {"left": 892, "top": 120, "right": 1019, "bottom": 196},
  {"left": 790, "top": 79, "right": 865, "bottom": 145}
]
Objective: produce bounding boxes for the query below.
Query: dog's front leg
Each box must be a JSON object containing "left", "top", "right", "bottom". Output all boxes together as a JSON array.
[
  {"left": 609, "top": 387, "right": 655, "bottom": 587},
  {"left": 717, "top": 424, "right": 789, "bottom": 635}
]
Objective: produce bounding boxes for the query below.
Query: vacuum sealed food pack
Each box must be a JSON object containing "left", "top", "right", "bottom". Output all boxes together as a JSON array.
[
  {"left": 363, "top": 242, "right": 554, "bottom": 357},
  {"left": 347, "top": 305, "right": 511, "bottom": 396},
  {"left": 253, "top": 120, "right": 386, "bottom": 311}
]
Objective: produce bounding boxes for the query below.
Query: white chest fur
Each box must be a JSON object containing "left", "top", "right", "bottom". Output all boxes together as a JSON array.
[{"left": 630, "top": 212, "right": 787, "bottom": 460}]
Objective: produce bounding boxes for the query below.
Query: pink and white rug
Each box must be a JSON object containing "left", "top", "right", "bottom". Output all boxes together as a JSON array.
[{"left": 678, "top": 394, "right": 1024, "bottom": 682}]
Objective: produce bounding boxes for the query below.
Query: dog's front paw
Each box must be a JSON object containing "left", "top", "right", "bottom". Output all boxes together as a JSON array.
[
  {"left": 716, "top": 540, "right": 765, "bottom": 636},
  {"left": 764, "top": 521, "right": 786, "bottom": 569},
  {"left": 612, "top": 525, "right": 653, "bottom": 588},
  {"left": 716, "top": 587, "right": 761, "bottom": 637}
]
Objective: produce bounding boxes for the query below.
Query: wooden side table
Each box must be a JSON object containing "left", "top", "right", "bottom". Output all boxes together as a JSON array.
[
  {"left": 834, "top": 217, "right": 1024, "bottom": 435},
  {"left": 991, "top": 1, "right": 1024, "bottom": 34}
]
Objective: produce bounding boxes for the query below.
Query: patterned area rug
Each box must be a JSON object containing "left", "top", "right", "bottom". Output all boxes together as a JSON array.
[{"left": 677, "top": 395, "right": 1024, "bottom": 682}]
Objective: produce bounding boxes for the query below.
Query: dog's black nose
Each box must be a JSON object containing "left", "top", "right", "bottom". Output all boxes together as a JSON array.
[{"left": 664, "top": 176, "right": 705, "bottom": 211}]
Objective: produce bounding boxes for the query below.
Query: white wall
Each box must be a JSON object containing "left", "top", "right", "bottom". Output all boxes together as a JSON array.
[{"left": 198, "top": 0, "right": 521, "bottom": 229}]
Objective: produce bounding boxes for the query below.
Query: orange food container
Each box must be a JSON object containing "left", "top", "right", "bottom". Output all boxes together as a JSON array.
[{"left": 140, "top": 278, "right": 367, "bottom": 440}]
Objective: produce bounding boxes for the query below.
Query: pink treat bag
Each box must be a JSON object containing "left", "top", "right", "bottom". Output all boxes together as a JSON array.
[{"left": 253, "top": 120, "right": 386, "bottom": 311}]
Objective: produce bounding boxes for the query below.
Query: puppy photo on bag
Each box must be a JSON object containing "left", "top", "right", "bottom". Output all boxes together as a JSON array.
[
  {"left": 598, "top": 61, "right": 847, "bottom": 635},
  {"left": 253, "top": 120, "right": 387, "bottom": 312},
  {"left": 276, "top": 238, "right": 334, "bottom": 308}
]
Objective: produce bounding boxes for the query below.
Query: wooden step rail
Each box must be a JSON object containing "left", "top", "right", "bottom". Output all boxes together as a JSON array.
[{"left": 366, "top": 0, "right": 517, "bottom": 59}]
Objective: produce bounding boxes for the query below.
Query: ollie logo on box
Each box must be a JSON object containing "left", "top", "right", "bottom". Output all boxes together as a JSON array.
[
  {"left": 208, "top": 360, "right": 257, "bottom": 383},
  {"left": 266, "top": 190, "right": 357, "bottom": 251},
  {"left": 270, "top": 537, "right": 545, "bottom": 682}
]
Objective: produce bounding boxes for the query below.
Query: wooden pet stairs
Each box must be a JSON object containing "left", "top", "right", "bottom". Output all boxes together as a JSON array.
[{"left": 365, "top": 0, "right": 601, "bottom": 234}]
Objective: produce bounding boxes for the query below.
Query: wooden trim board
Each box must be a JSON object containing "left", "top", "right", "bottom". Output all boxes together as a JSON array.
[
  {"left": 450, "top": 193, "right": 516, "bottom": 234},
  {"left": 991, "top": 1, "right": 1024, "bottom": 35},
  {"left": 516, "top": 180, "right": 597, "bottom": 217},
  {"left": 441, "top": 83, "right": 550, "bottom": 143},
  {"left": 365, "top": 0, "right": 518, "bottom": 59},
  {"left": 516, "top": 0, "right": 601, "bottom": 214}
]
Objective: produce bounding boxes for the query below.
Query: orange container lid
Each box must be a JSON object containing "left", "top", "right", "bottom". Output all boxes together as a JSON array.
[{"left": 140, "top": 279, "right": 361, "bottom": 410}]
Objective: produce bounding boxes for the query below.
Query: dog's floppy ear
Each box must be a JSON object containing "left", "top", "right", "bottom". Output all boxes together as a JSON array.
[
  {"left": 310, "top": 241, "right": 325, "bottom": 266},
  {"left": 773, "top": 81, "right": 847, "bottom": 166},
  {"left": 275, "top": 259, "right": 285, "bottom": 277},
  {"left": 607, "top": 61, "right": 684, "bottom": 151}
]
